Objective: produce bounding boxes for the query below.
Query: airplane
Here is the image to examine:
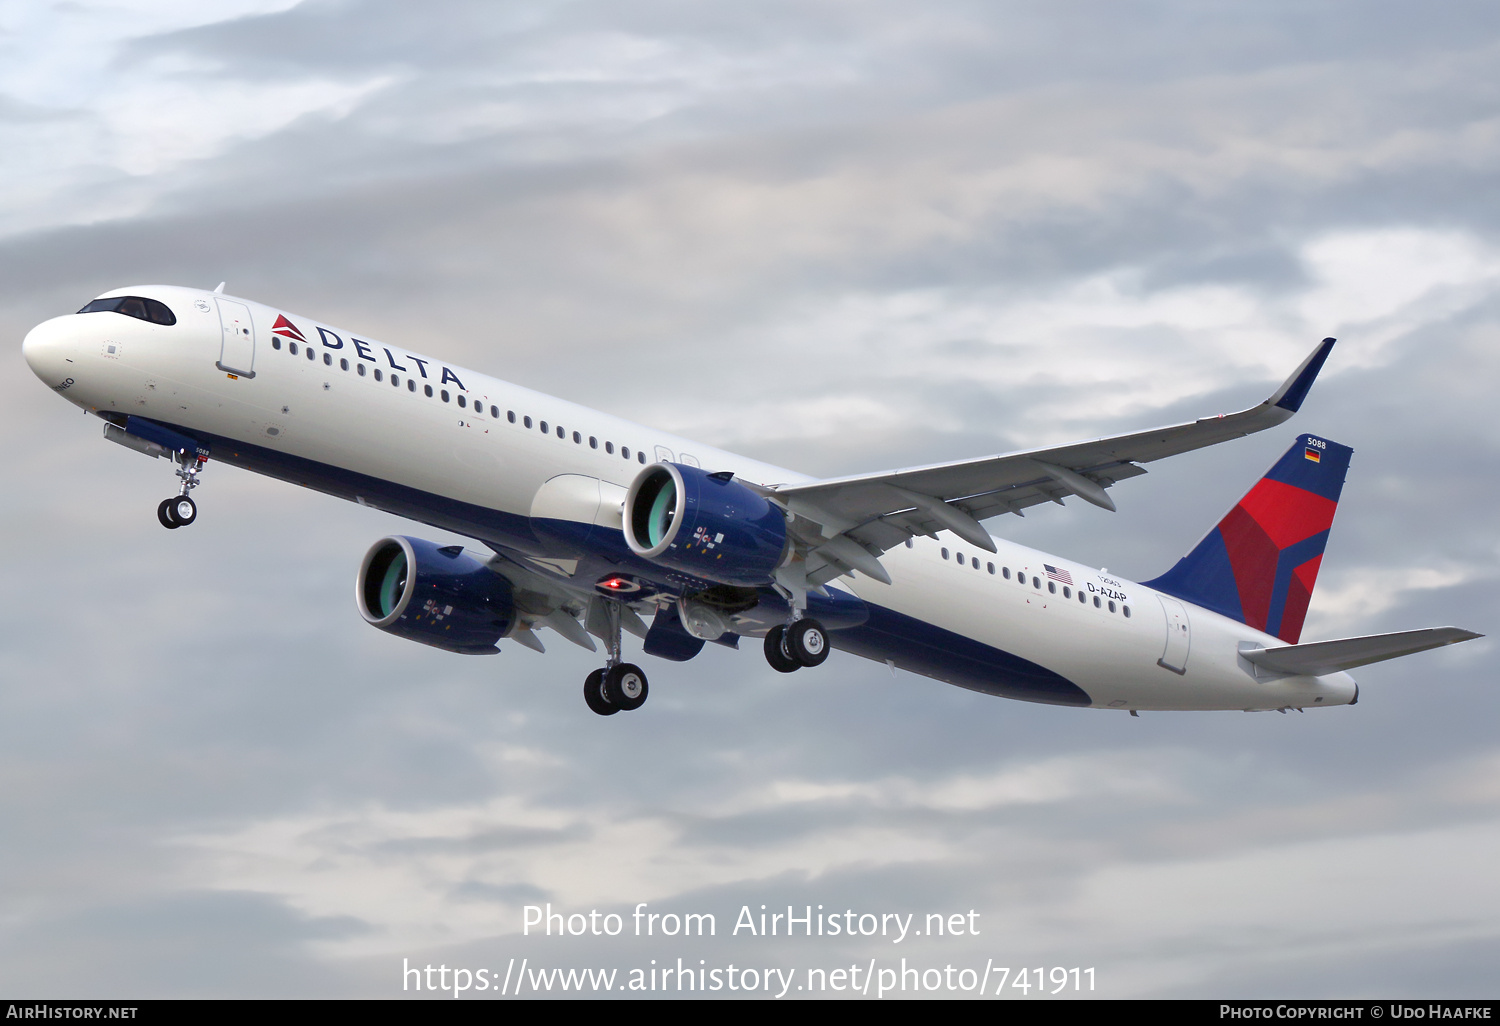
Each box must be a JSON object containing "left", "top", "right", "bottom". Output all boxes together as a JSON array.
[{"left": 21, "top": 284, "right": 1481, "bottom": 716}]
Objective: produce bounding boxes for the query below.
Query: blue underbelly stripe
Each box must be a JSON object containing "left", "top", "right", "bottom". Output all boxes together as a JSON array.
[{"left": 831, "top": 602, "right": 1092, "bottom": 706}]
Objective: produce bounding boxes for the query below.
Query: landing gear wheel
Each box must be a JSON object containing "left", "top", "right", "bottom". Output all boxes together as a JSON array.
[
  {"left": 583, "top": 668, "right": 618, "bottom": 716},
  {"left": 785, "top": 618, "right": 829, "bottom": 667},
  {"left": 169, "top": 495, "right": 197, "bottom": 527},
  {"left": 157, "top": 498, "right": 181, "bottom": 529},
  {"left": 763, "top": 625, "right": 801, "bottom": 673},
  {"left": 604, "top": 663, "right": 649, "bottom": 711}
]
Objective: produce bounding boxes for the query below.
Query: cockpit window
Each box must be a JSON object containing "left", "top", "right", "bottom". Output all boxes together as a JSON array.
[{"left": 77, "top": 296, "right": 177, "bottom": 326}]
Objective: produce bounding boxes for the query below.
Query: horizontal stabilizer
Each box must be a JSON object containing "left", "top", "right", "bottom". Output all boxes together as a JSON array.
[{"left": 1241, "top": 627, "right": 1482, "bottom": 677}]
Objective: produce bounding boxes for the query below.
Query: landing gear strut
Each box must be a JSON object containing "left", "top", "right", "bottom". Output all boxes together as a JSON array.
[
  {"left": 763, "top": 617, "right": 830, "bottom": 673},
  {"left": 158, "top": 451, "right": 206, "bottom": 530},
  {"left": 583, "top": 599, "right": 649, "bottom": 716}
]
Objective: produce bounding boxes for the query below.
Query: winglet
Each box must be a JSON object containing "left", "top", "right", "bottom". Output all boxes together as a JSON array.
[{"left": 1269, "top": 338, "right": 1336, "bottom": 413}]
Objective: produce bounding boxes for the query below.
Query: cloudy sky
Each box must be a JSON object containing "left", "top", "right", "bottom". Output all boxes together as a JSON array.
[{"left": 2, "top": 0, "right": 1498, "bottom": 999}]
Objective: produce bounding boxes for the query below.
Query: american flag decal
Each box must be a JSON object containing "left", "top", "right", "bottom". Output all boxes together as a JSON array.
[{"left": 1044, "top": 564, "right": 1072, "bottom": 585}]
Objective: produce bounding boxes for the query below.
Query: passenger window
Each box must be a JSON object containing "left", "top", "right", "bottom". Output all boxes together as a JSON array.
[
  {"left": 441, "top": 390, "right": 450, "bottom": 402},
  {"left": 457, "top": 395, "right": 466, "bottom": 408},
  {"left": 906, "top": 539, "right": 914, "bottom": 549},
  {"left": 357, "top": 363, "right": 366, "bottom": 377},
  {"left": 1108, "top": 601, "right": 1116, "bottom": 613},
  {"left": 523, "top": 416, "right": 532, "bottom": 428},
  {"left": 1063, "top": 586, "right": 1071, "bottom": 598},
  {"left": 290, "top": 342, "right": 299, "bottom": 356},
  {"left": 1002, "top": 567, "right": 1010, "bottom": 579},
  {"left": 573, "top": 431, "right": 581, "bottom": 444},
  {"left": 1123, "top": 606, "right": 1131, "bottom": 618},
  {"left": 374, "top": 369, "right": 383, "bottom": 381},
  {"left": 408, "top": 379, "right": 416, "bottom": 392},
  {"left": 638, "top": 451, "right": 645, "bottom": 463},
  {"left": 272, "top": 338, "right": 282, "bottom": 350},
  {"left": 589, "top": 436, "right": 598, "bottom": 448},
  {"left": 340, "top": 358, "right": 349, "bottom": 370},
  {"left": 1079, "top": 591, "right": 1087, "bottom": 604},
  {"left": 987, "top": 562, "right": 994, "bottom": 574},
  {"left": 1093, "top": 596, "right": 1101, "bottom": 608},
  {"left": 1048, "top": 582, "right": 1056, "bottom": 594},
  {"left": 606, "top": 442, "right": 615, "bottom": 454},
  {"left": 306, "top": 347, "right": 315, "bottom": 361},
  {"left": 491, "top": 406, "right": 499, "bottom": 418},
  {"left": 622, "top": 447, "right": 630, "bottom": 459},
  {"left": 941, "top": 548, "right": 949, "bottom": 560},
  {"left": 424, "top": 384, "right": 433, "bottom": 397},
  {"left": 1033, "top": 577, "right": 1041, "bottom": 589},
  {"left": 507, "top": 411, "right": 516, "bottom": 423},
  {"left": 391, "top": 375, "right": 399, "bottom": 386},
  {"left": 323, "top": 353, "right": 331, "bottom": 366},
  {"left": 956, "top": 551, "right": 963, "bottom": 563},
  {"left": 556, "top": 425, "right": 565, "bottom": 438},
  {"left": 540, "top": 421, "right": 548, "bottom": 433}
]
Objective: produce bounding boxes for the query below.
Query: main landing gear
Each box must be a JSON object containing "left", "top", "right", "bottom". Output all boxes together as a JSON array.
[
  {"left": 157, "top": 451, "right": 207, "bottom": 530},
  {"left": 764, "top": 617, "right": 830, "bottom": 673},
  {"left": 583, "top": 600, "right": 649, "bottom": 716}
]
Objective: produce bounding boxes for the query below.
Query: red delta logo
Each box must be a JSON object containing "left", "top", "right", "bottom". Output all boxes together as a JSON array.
[
  {"left": 271, "top": 315, "right": 307, "bottom": 343},
  {"left": 1219, "top": 477, "right": 1337, "bottom": 643}
]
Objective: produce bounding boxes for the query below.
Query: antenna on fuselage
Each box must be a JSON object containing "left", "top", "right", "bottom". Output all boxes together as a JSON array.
[{"left": 213, "top": 282, "right": 225, "bottom": 294}]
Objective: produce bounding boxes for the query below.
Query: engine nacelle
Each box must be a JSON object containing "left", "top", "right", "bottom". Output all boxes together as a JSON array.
[
  {"left": 356, "top": 536, "right": 515, "bottom": 654},
  {"left": 623, "top": 463, "right": 790, "bottom": 587}
]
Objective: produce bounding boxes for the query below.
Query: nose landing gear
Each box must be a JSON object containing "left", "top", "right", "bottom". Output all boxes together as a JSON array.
[
  {"left": 583, "top": 600, "right": 650, "bottom": 716},
  {"left": 158, "top": 451, "right": 206, "bottom": 529}
]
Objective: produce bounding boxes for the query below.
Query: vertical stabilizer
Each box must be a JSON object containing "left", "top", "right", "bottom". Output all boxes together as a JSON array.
[{"left": 1144, "top": 434, "right": 1353, "bottom": 643}]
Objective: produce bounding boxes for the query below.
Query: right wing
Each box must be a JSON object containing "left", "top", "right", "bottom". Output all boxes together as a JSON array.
[{"left": 771, "top": 338, "right": 1337, "bottom": 587}]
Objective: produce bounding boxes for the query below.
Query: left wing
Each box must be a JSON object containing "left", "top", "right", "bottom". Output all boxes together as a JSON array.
[{"left": 770, "top": 338, "right": 1335, "bottom": 588}]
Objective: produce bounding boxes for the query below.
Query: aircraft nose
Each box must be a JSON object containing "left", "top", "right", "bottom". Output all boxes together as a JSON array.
[{"left": 22, "top": 315, "right": 79, "bottom": 384}]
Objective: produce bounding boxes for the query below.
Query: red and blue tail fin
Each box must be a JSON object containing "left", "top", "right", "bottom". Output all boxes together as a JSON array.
[{"left": 1143, "top": 434, "right": 1353, "bottom": 643}]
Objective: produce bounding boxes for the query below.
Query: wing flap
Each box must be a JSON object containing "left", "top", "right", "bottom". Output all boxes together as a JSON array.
[{"left": 1241, "top": 627, "right": 1483, "bottom": 677}]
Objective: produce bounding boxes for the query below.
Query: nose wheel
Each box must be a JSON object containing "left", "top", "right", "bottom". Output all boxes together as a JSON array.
[
  {"left": 157, "top": 495, "right": 197, "bottom": 529},
  {"left": 582, "top": 600, "right": 650, "bottom": 716},
  {"left": 158, "top": 450, "right": 207, "bottom": 529}
]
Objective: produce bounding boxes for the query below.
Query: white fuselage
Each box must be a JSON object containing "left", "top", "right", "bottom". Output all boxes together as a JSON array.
[{"left": 22, "top": 285, "right": 1357, "bottom": 712}]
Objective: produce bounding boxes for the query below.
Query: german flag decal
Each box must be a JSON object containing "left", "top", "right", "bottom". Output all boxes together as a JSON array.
[{"left": 1304, "top": 447, "right": 1321, "bottom": 463}]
